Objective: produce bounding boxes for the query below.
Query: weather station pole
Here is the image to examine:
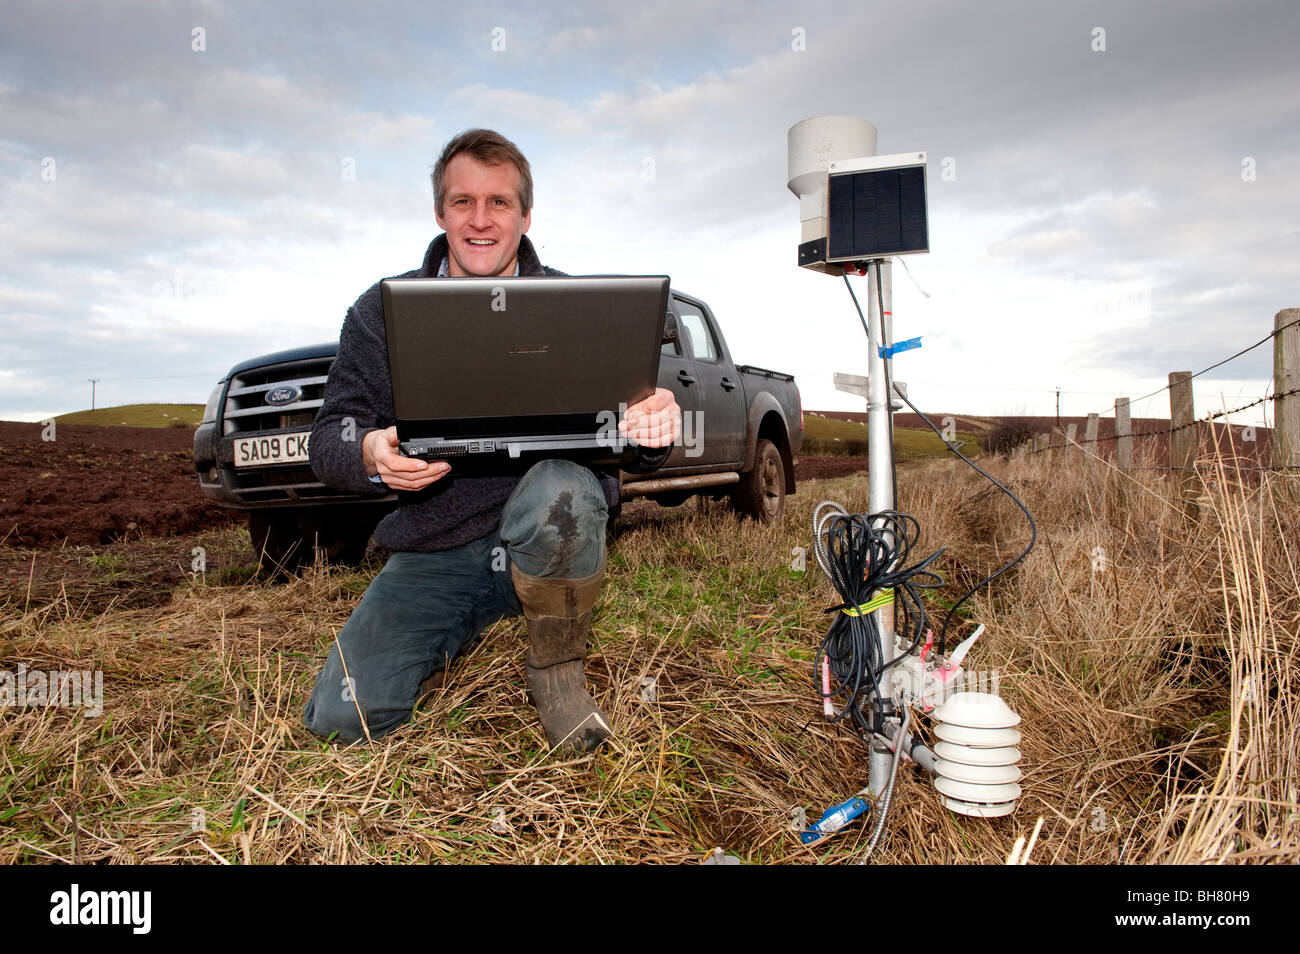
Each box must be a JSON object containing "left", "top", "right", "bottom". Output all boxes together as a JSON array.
[
  {"left": 788, "top": 116, "right": 931, "bottom": 799},
  {"left": 792, "top": 120, "right": 1032, "bottom": 841},
  {"left": 864, "top": 257, "right": 899, "bottom": 796}
]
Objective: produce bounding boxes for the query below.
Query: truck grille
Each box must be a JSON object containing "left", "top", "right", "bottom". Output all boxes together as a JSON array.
[{"left": 223, "top": 356, "right": 332, "bottom": 436}]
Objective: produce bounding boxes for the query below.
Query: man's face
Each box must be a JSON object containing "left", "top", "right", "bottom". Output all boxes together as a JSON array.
[{"left": 435, "top": 154, "right": 532, "bottom": 277}]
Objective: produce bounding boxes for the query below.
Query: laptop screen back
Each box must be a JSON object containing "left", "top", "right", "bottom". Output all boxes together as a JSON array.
[{"left": 381, "top": 275, "right": 669, "bottom": 436}]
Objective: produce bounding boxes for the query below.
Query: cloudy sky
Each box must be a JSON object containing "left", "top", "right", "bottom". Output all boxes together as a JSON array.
[{"left": 2, "top": 0, "right": 1297, "bottom": 426}]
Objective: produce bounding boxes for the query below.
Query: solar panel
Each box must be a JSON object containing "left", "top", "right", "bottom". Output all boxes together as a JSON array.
[{"left": 827, "top": 165, "right": 929, "bottom": 260}]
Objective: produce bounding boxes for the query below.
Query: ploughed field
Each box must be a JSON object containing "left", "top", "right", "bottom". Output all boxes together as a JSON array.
[
  {"left": 0, "top": 419, "right": 865, "bottom": 607},
  {"left": 0, "top": 420, "right": 241, "bottom": 550}
]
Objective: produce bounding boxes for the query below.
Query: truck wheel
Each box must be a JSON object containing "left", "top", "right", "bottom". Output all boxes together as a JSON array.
[
  {"left": 605, "top": 500, "right": 622, "bottom": 547},
  {"left": 248, "top": 506, "right": 381, "bottom": 578},
  {"left": 732, "top": 438, "right": 786, "bottom": 524}
]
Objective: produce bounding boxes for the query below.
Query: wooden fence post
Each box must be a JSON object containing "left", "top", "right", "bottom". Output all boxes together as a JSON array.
[
  {"left": 1169, "top": 371, "right": 1197, "bottom": 517},
  {"left": 1085, "top": 413, "right": 1099, "bottom": 456},
  {"left": 1115, "top": 398, "right": 1132, "bottom": 472},
  {"left": 1275, "top": 309, "right": 1300, "bottom": 483}
]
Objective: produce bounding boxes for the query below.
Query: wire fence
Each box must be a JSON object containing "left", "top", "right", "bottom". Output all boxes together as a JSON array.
[
  {"left": 1058, "top": 385, "right": 1300, "bottom": 450},
  {"left": 1085, "top": 313, "right": 1300, "bottom": 420},
  {"left": 1011, "top": 312, "right": 1299, "bottom": 475}
]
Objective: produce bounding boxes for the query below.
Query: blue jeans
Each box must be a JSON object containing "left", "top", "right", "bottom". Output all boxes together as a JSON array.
[{"left": 303, "top": 459, "right": 608, "bottom": 743}]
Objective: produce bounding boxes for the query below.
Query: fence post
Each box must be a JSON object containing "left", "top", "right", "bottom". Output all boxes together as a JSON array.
[
  {"left": 1085, "top": 413, "right": 1099, "bottom": 455},
  {"left": 1115, "top": 398, "right": 1132, "bottom": 472},
  {"left": 1169, "top": 371, "right": 1197, "bottom": 518},
  {"left": 1276, "top": 309, "right": 1300, "bottom": 482}
]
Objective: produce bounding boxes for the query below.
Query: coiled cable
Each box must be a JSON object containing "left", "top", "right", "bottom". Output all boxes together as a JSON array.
[{"left": 811, "top": 501, "right": 944, "bottom": 739}]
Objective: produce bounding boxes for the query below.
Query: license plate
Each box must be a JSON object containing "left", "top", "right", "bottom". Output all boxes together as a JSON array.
[{"left": 234, "top": 431, "right": 311, "bottom": 467}]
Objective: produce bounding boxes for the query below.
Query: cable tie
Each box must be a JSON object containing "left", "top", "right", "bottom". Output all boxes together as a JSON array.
[{"left": 879, "top": 336, "right": 921, "bottom": 359}]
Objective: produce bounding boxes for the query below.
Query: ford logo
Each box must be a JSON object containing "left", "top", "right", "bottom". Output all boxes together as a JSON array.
[{"left": 265, "top": 386, "right": 302, "bottom": 406}]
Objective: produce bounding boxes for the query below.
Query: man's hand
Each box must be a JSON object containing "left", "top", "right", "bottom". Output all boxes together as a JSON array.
[
  {"left": 363, "top": 426, "right": 451, "bottom": 491},
  {"left": 619, "top": 387, "right": 681, "bottom": 448}
]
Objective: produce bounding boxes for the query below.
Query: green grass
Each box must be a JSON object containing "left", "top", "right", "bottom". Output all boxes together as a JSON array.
[
  {"left": 802, "top": 414, "right": 878, "bottom": 444},
  {"left": 56, "top": 403, "right": 205, "bottom": 428},
  {"left": 802, "top": 413, "right": 981, "bottom": 459},
  {"left": 6, "top": 447, "right": 1282, "bottom": 866},
  {"left": 88, "top": 551, "right": 128, "bottom": 574}
]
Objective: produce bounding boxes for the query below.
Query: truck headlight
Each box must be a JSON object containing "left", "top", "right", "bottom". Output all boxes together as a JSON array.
[{"left": 202, "top": 382, "right": 224, "bottom": 424}]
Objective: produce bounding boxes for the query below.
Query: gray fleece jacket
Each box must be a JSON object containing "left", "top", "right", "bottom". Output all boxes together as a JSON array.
[{"left": 309, "top": 233, "right": 670, "bottom": 552}]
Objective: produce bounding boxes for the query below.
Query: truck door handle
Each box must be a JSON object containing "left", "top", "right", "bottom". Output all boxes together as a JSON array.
[
  {"left": 677, "top": 369, "right": 696, "bottom": 386},
  {"left": 720, "top": 376, "right": 737, "bottom": 391}
]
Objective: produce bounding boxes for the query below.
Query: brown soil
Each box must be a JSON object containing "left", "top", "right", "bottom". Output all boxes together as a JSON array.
[
  {"left": 0, "top": 532, "right": 258, "bottom": 617},
  {"left": 0, "top": 429, "right": 867, "bottom": 617},
  {"left": 793, "top": 455, "right": 870, "bottom": 480},
  {"left": 0, "top": 420, "right": 240, "bottom": 549},
  {"left": 0, "top": 418, "right": 861, "bottom": 551}
]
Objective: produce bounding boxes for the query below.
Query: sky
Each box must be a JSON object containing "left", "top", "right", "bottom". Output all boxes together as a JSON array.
[{"left": 2, "top": 0, "right": 1297, "bottom": 426}]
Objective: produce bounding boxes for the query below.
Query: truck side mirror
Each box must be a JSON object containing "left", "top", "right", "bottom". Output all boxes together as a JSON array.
[{"left": 662, "top": 314, "right": 678, "bottom": 345}]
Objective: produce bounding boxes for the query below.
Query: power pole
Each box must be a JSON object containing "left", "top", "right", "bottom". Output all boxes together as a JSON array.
[
  {"left": 1055, "top": 387, "right": 1061, "bottom": 429},
  {"left": 88, "top": 378, "right": 100, "bottom": 411}
]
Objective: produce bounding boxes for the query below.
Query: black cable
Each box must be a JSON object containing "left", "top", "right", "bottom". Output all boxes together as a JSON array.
[
  {"left": 840, "top": 269, "right": 1038, "bottom": 654},
  {"left": 891, "top": 385, "right": 1037, "bottom": 652},
  {"left": 878, "top": 262, "right": 900, "bottom": 510},
  {"left": 841, "top": 267, "right": 899, "bottom": 508},
  {"left": 813, "top": 506, "right": 945, "bottom": 740}
]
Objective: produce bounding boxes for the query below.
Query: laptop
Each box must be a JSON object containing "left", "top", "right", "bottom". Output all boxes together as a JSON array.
[{"left": 380, "top": 275, "right": 670, "bottom": 469}]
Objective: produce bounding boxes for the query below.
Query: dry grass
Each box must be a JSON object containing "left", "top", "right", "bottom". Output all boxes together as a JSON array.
[{"left": 1, "top": 448, "right": 1297, "bottom": 864}]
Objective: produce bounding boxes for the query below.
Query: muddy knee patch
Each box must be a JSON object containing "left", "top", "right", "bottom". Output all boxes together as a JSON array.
[{"left": 546, "top": 491, "right": 579, "bottom": 568}]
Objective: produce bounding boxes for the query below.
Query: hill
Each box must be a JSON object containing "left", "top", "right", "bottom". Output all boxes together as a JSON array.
[{"left": 55, "top": 404, "right": 205, "bottom": 428}]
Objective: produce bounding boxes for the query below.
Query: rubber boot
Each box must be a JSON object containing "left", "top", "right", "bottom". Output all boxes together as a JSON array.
[{"left": 510, "top": 560, "right": 612, "bottom": 753}]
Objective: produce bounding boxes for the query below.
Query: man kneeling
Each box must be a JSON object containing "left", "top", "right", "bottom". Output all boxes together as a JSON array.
[{"left": 301, "top": 128, "right": 679, "bottom": 752}]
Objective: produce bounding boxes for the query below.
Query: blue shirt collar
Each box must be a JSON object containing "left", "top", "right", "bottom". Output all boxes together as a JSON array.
[{"left": 437, "top": 257, "right": 521, "bottom": 278}]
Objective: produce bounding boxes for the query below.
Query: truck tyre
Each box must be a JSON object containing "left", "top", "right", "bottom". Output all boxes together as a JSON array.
[
  {"left": 732, "top": 438, "right": 786, "bottom": 524},
  {"left": 605, "top": 499, "right": 622, "bottom": 546},
  {"left": 248, "top": 505, "right": 381, "bottom": 578}
]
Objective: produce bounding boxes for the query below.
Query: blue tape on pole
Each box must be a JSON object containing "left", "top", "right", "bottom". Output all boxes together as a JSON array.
[{"left": 879, "top": 336, "right": 922, "bottom": 359}]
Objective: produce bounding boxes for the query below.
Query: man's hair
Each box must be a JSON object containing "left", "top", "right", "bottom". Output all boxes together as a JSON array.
[{"left": 431, "top": 128, "right": 533, "bottom": 215}]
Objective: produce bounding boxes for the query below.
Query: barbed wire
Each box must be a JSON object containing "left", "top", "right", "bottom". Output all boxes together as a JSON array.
[
  {"left": 1089, "top": 313, "right": 1300, "bottom": 419},
  {"left": 1203, "top": 388, "right": 1292, "bottom": 423},
  {"left": 1017, "top": 385, "right": 1300, "bottom": 458}
]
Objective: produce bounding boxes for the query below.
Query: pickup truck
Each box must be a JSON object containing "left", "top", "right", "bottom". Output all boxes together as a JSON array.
[{"left": 194, "top": 287, "right": 804, "bottom": 573}]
